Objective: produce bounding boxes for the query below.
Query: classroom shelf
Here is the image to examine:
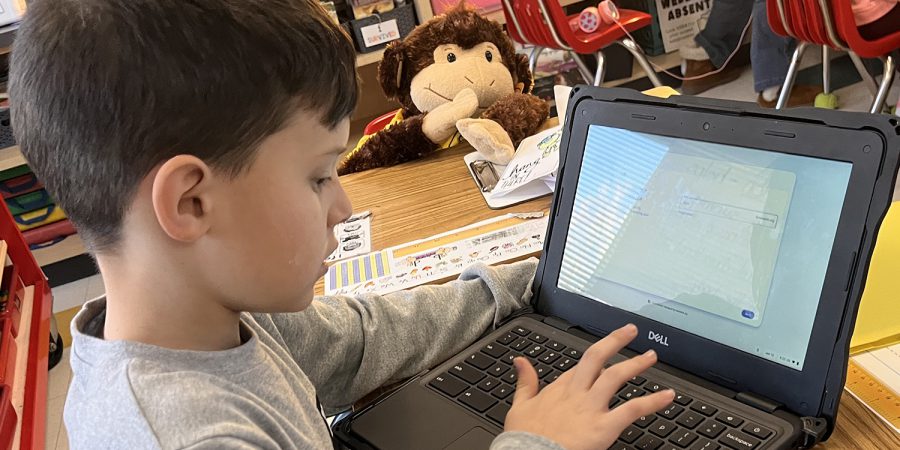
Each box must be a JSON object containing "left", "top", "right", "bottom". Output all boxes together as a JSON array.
[
  {"left": 0, "top": 146, "right": 25, "bottom": 173},
  {"left": 30, "top": 234, "right": 86, "bottom": 268},
  {"left": 356, "top": 48, "right": 386, "bottom": 68}
]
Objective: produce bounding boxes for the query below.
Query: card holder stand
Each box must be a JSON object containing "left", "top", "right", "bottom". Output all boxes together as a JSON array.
[{"left": 464, "top": 152, "right": 553, "bottom": 209}]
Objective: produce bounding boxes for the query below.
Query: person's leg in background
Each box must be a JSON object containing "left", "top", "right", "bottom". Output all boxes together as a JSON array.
[
  {"left": 751, "top": 0, "right": 820, "bottom": 107},
  {"left": 680, "top": 0, "right": 752, "bottom": 94}
]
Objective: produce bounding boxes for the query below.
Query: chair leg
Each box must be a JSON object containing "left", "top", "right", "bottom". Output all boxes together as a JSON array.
[
  {"left": 571, "top": 53, "right": 595, "bottom": 85},
  {"left": 528, "top": 46, "right": 544, "bottom": 75},
  {"left": 618, "top": 38, "right": 663, "bottom": 88},
  {"left": 822, "top": 46, "right": 831, "bottom": 95},
  {"left": 594, "top": 51, "right": 607, "bottom": 87},
  {"left": 776, "top": 42, "right": 809, "bottom": 109},
  {"left": 849, "top": 51, "right": 880, "bottom": 96},
  {"left": 870, "top": 55, "right": 896, "bottom": 114}
]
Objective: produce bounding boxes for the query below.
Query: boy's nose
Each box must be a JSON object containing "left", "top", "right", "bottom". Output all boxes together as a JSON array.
[{"left": 328, "top": 183, "right": 353, "bottom": 227}]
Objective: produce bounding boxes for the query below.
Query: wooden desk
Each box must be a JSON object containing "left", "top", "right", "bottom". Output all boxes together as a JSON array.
[{"left": 333, "top": 143, "right": 900, "bottom": 449}]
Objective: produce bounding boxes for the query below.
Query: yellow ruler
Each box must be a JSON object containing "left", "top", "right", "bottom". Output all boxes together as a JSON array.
[{"left": 845, "top": 359, "right": 900, "bottom": 432}]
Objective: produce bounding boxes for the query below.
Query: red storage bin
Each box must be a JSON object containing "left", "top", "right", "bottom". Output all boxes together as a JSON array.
[
  {"left": 0, "top": 320, "right": 14, "bottom": 390},
  {"left": 0, "top": 186, "right": 52, "bottom": 449},
  {"left": 0, "top": 174, "right": 42, "bottom": 201},
  {"left": 0, "top": 385, "right": 16, "bottom": 450}
]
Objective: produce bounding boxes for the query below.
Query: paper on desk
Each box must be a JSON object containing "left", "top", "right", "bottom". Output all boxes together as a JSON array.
[
  {"left": 489, "top": 125, "right": 562, "bottom": 198},
  {"left": 850, "top": 203, "right": 900, "bottom": 354},
  {"left": 849, "top": 343, "right": 900, "bottom": 433}
]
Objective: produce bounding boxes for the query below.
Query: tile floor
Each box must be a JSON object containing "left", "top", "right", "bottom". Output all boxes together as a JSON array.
[{"left": 40, "top": 62, "right": 900, "bottom": 448}]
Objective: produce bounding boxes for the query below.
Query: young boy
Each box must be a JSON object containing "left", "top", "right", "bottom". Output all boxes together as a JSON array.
[{"left": 9, "top": 1, "right": 673, "bottom": 448}]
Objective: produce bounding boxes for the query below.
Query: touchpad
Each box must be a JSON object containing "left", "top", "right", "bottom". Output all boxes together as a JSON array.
[{"left": 443, "top": 427, "right": 496, "bottom": 450}]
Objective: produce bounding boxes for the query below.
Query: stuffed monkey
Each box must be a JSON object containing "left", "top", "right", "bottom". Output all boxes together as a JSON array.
[{"left": 338, "top": 4, "right": 550, "bottom": 175}]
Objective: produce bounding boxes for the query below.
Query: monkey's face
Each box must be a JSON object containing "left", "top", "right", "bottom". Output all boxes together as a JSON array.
[{"left": 409, "top": 42, "right": 515, "bottom": 113}]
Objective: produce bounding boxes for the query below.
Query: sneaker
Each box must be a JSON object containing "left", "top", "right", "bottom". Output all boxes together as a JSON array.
[
  {"left": 680, "top": 59, "right": 744, "bottom": 95},
  {"left": 757, "top": 84, "right": 821, "bottom": 108}
]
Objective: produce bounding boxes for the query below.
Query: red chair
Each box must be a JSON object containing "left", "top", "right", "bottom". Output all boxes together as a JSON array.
[
  {"left": 363, "top": 109, "right": 400, "bottom": 136},
  {"left": 767, "top": 0, "right": 899, "bottom": 113},
  {"left": 502, "top": 0, "right": 662, "bottom": 87}
]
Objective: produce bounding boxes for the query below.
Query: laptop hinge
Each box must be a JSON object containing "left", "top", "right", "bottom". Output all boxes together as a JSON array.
[
  {"left": 734, "top": 391, "right": 781, "bottom": 413},
  {"left": 543, "top": 316, "right": 574, "bottom": 332},
  {"left": 798, "top": 416, "right": 828, "bottom": 449}
]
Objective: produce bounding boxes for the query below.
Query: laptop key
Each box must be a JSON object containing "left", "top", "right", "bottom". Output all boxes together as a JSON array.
[
  {"left": 511, "top": 338, "right": 531, "bottom": 351},
  {"left": 487, "top": 363, "right": 509, "bottom": 377},
  {"left": 635, "top": 434, "right": 664, "bottom": 450},
  {"left": 512, "top": 326, "right": 531, "bottom": 336},
  {"left": 619, "top": 386, "right": 646, "bottom": 400},
  {"left": 689, "top": 439, "right": 720, "bottom": 450},
  {"left": 502, "top": 370, "right": 517, "bottom": 384},
  {"left": 741, "top": 423, "right": 772, "bottom": 440},
  {"left": 649, "top": 419, "right": 677, "bottom": 438},
  {"left": 610, "top": 443, "right": 632, "bottom": 450},
  {"left": 719, "top": 429, "right": 761, "bottom": 449},
  {"left": 619, "top": 425, "right": 642, "bottom": 444},
  {"left": 715, "top": 412, "right": 744, "bottom": 428},
  {"left": 477, "top": 377, "right": 500, "bottom": 392},
  {"left": 630, "top": 375, "right": 647, "bottom": 386},
  {"left": 670, "top": 430, "right": 699, "bottom": 448},
  {"left": 546, "top": 372, "right": 561, "bottom": 384},
  {"left": 660, "top": 446, "right": 681, "bottom": 450},
  {"left": 539, "top": 351, "right": 562, "bottom": 364},
  {"left": 497, "top": 333, "right": 517, "bottom": 345},
  {"left": 481, "top": 343, "right": 507, "bottom": 359},
  {"left": 534, "top": 363, "right": 553, "bottom": 378},
  {"left": 529, "top": 333, "right": 548, "bottom": 343},
  {"left": 466, "top": 352, "right": 494, "bottom": 370},
  {"left": 501, "top": 351, "right": 518, "bottom": 365},
  {"left": 486, "top": 402, "right": 511, "bottom": 425},
  {"left": 676, "top": 411, "right": 704, "bottom": 429},
  {"left": 697, "top": 420, "right": 725, "bottom": 439},
  {"left": 660, "top": 404, "right": 684, "bottom": 420},
  {"left": 564, "top": 348, "right": 583, "bottom": 359},
  {"left": 635, "top": 414, "right": 657, "bottom": 428},
  {"left": 458, "top": 388, "right": 497, "bottom": 413},
  {"left": 674, "top": 393, "right": 693, "bottom": 406},
  {"left": 547, "top": 340, "right": 566, "bottom": 351},
  {"left": 646, "top": 382, "right": 668, "bottom": 393},
  {"left": 555, "top": 357, "right": 576, "bottom": 371},
  {"left": 450, "top": 363, "right": 485, "bottom": 384},
  {"left": 525, "top": 345, "right": 546, "bottom": 357},
  {"left": 491, "top": 384, "right": 514, "bottom": 400},
  {"left": 609, "top": 397, "right": 622, "bottom": 408},
  {"left": 691, "top": 402, "right": 717, "bottom": 416},
  {"left": 429, "top": 374, "right": 467, "bottom": 397}
]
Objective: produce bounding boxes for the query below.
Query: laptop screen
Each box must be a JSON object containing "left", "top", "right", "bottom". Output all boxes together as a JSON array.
[{"left": 558, "top": 125, "right": 853, "bottom": 371}]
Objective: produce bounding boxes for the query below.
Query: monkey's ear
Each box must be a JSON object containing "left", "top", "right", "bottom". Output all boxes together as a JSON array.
[
  {"left": 512, "top": 53, "right": 535, "bottom": 94},
  {"left": 378, "top": 41, "right": 406, "bottom": 98}
]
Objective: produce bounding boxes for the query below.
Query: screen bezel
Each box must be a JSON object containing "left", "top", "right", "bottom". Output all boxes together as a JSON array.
[{"left": 536, "top": 99, "right": 884, "bottom": 417}]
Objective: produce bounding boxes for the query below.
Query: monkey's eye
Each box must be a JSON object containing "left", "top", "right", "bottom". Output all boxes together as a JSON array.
[
  {"left": 447, "top": 53, "right": 457, "bottom": 63},
  {"left": 485, "top": 50, "right": 493, "bottom": 62}
]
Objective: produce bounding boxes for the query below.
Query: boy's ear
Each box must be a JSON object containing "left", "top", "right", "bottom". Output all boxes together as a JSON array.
[
  {"left": 151, "top": 155, "right": 214, "bottom": 243},
  {"left": 512, "top": 53, "right": 534, "bottom": 94},
  {"left": 378, "top": 41, "right": 406, "bottom": 98}
]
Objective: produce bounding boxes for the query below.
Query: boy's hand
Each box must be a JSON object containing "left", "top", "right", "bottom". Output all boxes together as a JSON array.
[{"left": 504, "top": 324, "right": 675, "bottom": 450}]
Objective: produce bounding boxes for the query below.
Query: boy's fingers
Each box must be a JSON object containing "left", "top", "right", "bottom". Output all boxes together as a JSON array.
[
  {"left": 512, "top": 357, "right": 539, "bottom": 404},
  {"left": 570, "top": 324, "right": 638, "bottom": 391},
  {"left": 591, "top": 349, "right": 657, "bottom": 401},
  {"left": 606, "top": 390, "right": 676, "bottom": 430}
]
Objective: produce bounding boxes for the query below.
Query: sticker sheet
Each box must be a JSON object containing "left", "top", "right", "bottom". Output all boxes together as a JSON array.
[
  {"left": 324, "top": 214, "right": 548, "bottom": 296},
  {"left": 327, "top": 211, "right": 372, "bottom": 262}
]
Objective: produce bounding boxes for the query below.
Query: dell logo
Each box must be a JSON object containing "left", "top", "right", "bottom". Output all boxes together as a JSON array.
[{"left": 648, "top": 331, "right": 669, "bottom": 347}]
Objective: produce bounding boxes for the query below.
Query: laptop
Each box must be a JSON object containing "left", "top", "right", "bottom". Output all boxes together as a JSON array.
[{"left": 334, "top": 87, "right": 900, "bottom": 450}]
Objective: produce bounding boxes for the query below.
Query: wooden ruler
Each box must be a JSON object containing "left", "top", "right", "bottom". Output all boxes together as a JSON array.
[{"left": 845, "top": 359, "right": 900, "bottom": 432}]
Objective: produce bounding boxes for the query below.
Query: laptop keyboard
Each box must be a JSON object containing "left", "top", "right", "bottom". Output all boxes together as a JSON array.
[{"left": 427, "top": 326, "right": 776, "bottom": 450}]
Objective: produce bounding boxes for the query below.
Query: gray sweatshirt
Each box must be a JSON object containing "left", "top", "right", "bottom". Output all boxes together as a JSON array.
[{"left": 64, "top": 259, "right": 566, "bottom": 450}]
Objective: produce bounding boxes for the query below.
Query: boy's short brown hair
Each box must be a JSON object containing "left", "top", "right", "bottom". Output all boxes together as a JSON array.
[{"left": 9, "top": 0, "right": 358, "bottom": 252}]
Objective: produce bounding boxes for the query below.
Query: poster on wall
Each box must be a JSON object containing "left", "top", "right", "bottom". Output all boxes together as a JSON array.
[{"left": 655, "top": 0, "right": 713, "bottom": 53}]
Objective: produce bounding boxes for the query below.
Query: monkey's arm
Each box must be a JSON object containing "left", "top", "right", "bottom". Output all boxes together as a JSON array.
[
  {"left": 338, "top": 115, "right": 438, "bottom": 175},
  {"left": 481, "top": 93, "right": 549, "bottom": 145}
]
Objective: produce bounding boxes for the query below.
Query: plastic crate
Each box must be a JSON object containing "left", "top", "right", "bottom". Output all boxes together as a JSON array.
[{"left": 0, "top": 192, "right": 52, "bottom": 449}]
